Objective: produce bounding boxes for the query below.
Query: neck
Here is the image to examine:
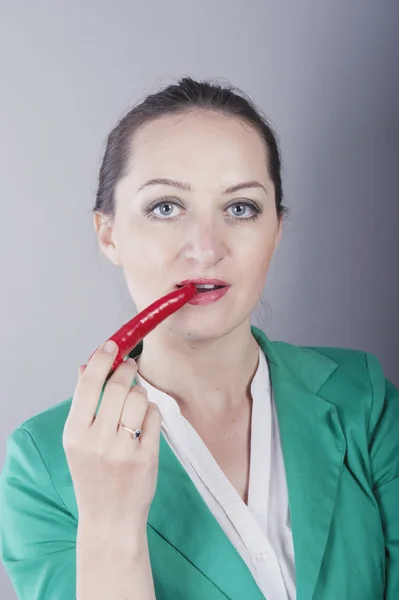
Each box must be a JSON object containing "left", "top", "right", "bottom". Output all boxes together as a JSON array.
[{"left": 135, "top": 322, "right": 259, "bottom": 416}]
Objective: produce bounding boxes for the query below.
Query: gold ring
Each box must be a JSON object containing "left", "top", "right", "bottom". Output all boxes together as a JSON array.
[{"left": 118, "top": 421, "right": 142, "bottom": 440}]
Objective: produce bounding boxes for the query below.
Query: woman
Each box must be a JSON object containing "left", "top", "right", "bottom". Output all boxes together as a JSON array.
[{"left": 0, "top": 77, "right": 398, "bottom": 600}]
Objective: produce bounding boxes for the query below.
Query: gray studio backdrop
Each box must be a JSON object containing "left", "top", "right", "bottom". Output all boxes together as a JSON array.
[{"left": 1, "top": 1, "right": 398, "bottom": 597}]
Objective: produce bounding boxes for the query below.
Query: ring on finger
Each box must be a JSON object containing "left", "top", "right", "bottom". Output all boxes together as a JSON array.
[{"left": 118, "top": 421, "right": 142, "bottom": 440}]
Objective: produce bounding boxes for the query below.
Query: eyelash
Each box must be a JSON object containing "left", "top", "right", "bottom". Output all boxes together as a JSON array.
[{"left": 144, "top": 199, "right": 263, "bottom": 223}]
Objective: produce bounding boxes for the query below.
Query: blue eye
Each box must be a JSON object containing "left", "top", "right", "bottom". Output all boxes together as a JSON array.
[
  {"left": 144, "top": 200, "right": 262, "bottom": 223},
  {"left": 229, "top": 203, "right": 260, "bottom": 221},
  {"left": 148, "top": 201, "right": 179, "bottom": 219}
]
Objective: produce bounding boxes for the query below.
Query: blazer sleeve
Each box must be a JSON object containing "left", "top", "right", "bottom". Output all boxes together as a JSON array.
[
  {"left": 366, "top": 352, "right": 399, "bottom": 599},
  {"left": 0, "top": 426, "right": 77, "bottom": 600}
]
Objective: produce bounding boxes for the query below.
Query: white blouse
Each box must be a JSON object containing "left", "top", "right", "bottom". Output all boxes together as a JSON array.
[{"left": 136, "top": 344, "right": 296, "bottom": 600}]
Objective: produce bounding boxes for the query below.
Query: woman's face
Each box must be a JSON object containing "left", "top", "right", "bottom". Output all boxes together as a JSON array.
[{"left": 95, "top": 110, "right": 282, "bottom": 342}]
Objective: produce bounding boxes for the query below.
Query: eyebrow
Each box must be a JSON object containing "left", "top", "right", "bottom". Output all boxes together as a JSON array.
[{"left": 137, "top": 178, "right": 268, "bottom": 195}]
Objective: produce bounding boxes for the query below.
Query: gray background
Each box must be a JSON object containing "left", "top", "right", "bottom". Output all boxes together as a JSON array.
[{"left": 1, "top": 0, "right": 398, "bottom": 597}]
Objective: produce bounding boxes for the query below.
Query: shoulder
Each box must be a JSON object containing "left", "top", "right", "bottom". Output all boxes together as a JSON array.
[
  {"left": 4, "top": 397, "right": 73, "bottom": 477},
  {"left": 301, "top": 342, "right": 389, "bottom": 400},
  {"left": 0, "top": 397, "right": 77, "bottom": 522},
  {"left": 296, "top": 342, "right": 398, "bottom": 448},
  {"left": 270, "top": 334, "right": 377, "bottom": 394},
  {"left": 302, "top": 342, "right": 387, "bottom": 409},
  {"left": 257, "top": 326, "right": 392, "bottom": 438},
  {"left": 304, "top": 343, "right": 378, "bottom": 388},
  {"left": 17, "top": 396, "right": 72, "bottom": 442}
]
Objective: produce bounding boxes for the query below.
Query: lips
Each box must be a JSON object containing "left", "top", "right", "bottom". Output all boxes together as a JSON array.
[
  {"left": 176, "top": 278, "right": 229, "bottom": 287},
  {"left": 176, "top": 279, "right": 230, "bottom": 294}
]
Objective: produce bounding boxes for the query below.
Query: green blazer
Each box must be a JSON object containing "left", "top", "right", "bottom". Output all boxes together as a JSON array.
[{"left": 1, "top": 326, "right": 398, "bottom": 600}]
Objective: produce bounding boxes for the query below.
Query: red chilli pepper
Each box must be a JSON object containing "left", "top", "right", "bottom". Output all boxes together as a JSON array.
[{"left": 88, "top": 283, "right": 197, "bottom": 379}]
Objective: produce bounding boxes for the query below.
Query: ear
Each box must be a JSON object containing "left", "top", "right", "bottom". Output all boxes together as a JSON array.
[
  {"left": 93, "top": 212, "right": 122, "bottom": 266},
  {"left": 273, "top": 217, "right": 283, "bottom": 252}
]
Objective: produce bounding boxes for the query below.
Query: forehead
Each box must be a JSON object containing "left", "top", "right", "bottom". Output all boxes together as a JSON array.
[{"left": 124, "top": 111, "right": 270, "bottom": 184}]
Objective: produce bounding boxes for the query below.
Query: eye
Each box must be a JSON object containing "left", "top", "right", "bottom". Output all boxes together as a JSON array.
[
  {"left": 147, "top": 201, "right": 182, "bottom": 220},
  {"left": 144, "top": 199, "right": 263, "bottom": 223},
  {"left": 151, "top": 200, "right": 182, "bottom": 220},
  {"left": 228, "top": 202, "right": 261, "bottom": 221}
]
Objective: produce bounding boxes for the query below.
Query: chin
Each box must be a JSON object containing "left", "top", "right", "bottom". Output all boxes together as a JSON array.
[{"left": 175, "top": 315, "right": 248, "bottom": 342}]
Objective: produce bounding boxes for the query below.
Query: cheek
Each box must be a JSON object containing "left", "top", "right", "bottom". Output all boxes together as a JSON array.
[
  {"left": 120, "top": 231, "right": 176, "bottom": 302},
  {"left": 124, "top": 248, "right": 170, "bottom": 281},
  {"left": 120, "top": 221, "right": 174, "bottom": 268},
  {"left": 244, "top": 233, "right": 276, "bottom": 268},
  {"left": 243, "top": 236, "right": 275, "bottom": 291}
]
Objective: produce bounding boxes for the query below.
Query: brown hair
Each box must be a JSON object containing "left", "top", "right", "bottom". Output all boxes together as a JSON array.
[{"left": 93, "top": 76, "right": 289, "bottom": 224}]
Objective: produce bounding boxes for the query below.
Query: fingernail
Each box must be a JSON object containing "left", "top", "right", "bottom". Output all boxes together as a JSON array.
[
  {"left": 126, "top": 357, "right": 137, "bottom": 366},
  {"left": 104, "top": 340, "right": 117, "bottom": 354}
]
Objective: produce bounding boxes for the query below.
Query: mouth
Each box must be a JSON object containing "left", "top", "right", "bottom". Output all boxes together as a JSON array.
[{"left": 176, "top": 279, "right": 229, "bottom": 294}]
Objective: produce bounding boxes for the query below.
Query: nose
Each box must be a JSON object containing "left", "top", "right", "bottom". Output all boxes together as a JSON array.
[{"left": 182, "top": 220, "right": 226, "bottom": 267}]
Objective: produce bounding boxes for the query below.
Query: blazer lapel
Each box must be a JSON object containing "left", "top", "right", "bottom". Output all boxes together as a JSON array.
[
  {"left": 252, "top": 327, "right": 346, "bottom": 600},
  {"left": 132, "top": 326, "right": 346, "bottom": 600},
  {"left": 130, "top": 342, "right": 264, "bottom": 598},
  {"left": 148, "top": 433, "right": 266, "bottom": 599}
]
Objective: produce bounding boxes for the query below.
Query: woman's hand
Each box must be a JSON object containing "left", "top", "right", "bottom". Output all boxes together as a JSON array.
[{"left": 63, "top": 340, "right": 162, "bottom": 536}]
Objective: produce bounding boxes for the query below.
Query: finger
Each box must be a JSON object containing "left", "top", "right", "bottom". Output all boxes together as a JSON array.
[
  {"left": 140, "top": 402, "right": 162, "bottom": 455},
  {"left": 68, "top": 340, "right": 120, "bottom": 429},
  {"left": 115, "top": 385, "right": 149, "bottom": 443},
  {"left": 94, "top": 360, "right": 140, "bottom": 435}
]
